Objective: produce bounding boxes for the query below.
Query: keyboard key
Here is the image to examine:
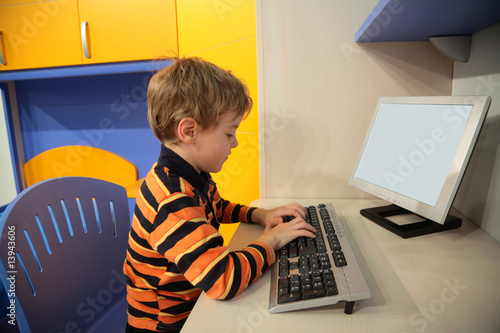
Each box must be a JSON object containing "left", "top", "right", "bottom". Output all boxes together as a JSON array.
[
  {"left": 298, "top": 256, "right": 309, "bottom": 272},
  {"left": 335, "top": 258, "right": 347, "bottom": 267},
  {"left": 299, "top": 244, "right": 316, "bottom": 256},
  {"left": 279, "top": 260, "right": 289, "bottom": 276},
  {"left": 326, "top": 285, "right": 339, "bottom": 296},
  {"left": 299, "top": 265, "right": 310, "bottom": 274},
  {"left": 328, "top": 234, "right": 341, "bottom": 250},
  {"left": 279, "top": 292, "right": 301, "bottom": 304},
  {"left": 279, "top": 285, "right": 289, "bottom": 295},
  {"left": 290, "top": 274, "right": 300, "bottom": 284},
  {"left": 313, "top": 281, "right": 324, "bottom": 290},
  {"left": 302, "top": 288, "right": 325, "bottom": 300},
  {"left": 300, "top": 275, "right": 311, "bottom": 284},
  {"left": 279, "top": 277, "right": 289, "bottom": 288},
  {"left": 302, "top": 282, "right": 312, "bottom": 291},
  {"left": 310, "top": 263, "right": 320, "bottom": 271},
  {"left": 288, "top": 243, "right": 298, "bottom": 258},
  {"left": 319, "top": 254, "right": 331, "bottom": 269}
]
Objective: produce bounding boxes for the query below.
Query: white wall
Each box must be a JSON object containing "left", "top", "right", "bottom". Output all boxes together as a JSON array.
[
  {"left": 0, "top": 88, "right": 18, "bottom": 207},
  {"left": 257, "top": 0, "right": 452, "bottom": 199},
  {"left": 452, "top": 23, "right": 500, "bottom": 242}
]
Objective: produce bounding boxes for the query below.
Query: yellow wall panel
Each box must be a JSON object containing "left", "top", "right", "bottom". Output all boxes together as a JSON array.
[
  {"left": 0, "top": 1, "right": 48, "bottom": 6},
  {"left": 212, "top": 131, "right": 260, "bottom": 245},
  {"left": 212, "top": 131, "right": 260, "bottom": 205},
  {"left": 187, "top": 38, "right": 260, "bottom": 205},
  {"left": 185, "top": 37, "right": 258, "bottom": 134},
  {"left": 177, "top": 0, "right": 256, "bottom": 55},
  {"left": 188, "top": 37, "right": 260, "bottom": 245}
]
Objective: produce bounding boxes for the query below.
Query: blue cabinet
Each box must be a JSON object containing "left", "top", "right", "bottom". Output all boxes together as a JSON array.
[
  {"left": 356, "top": 0, "right": 500, "bottom": 43},
  {"left": 0, "top": 60, "right": 170, "bottom": 194}
]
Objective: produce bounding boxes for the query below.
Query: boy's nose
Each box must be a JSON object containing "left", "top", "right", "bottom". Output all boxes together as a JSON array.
[{"left": 232, "top": 136, "right": 239, "bottom": 148}]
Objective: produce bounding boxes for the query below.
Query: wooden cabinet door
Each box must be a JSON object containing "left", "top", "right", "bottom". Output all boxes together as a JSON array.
[
  {"left": 0, "top": 0, "right": 82, "bottom": 70},
  {"left": 78, "top": 0, "right": 178, "bottom": 64}
]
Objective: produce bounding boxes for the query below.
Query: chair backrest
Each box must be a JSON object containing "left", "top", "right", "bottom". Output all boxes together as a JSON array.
[
  {"left": 0, "top": 177, "right": 131, "bottom": 332},
  {"left": 23, "top": 145, "right": 138, "bottom": 192}
]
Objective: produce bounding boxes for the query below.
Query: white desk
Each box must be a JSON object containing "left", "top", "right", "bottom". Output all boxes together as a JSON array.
[{"left": 181, "top": 199, "right": 500, "bottom": 333}]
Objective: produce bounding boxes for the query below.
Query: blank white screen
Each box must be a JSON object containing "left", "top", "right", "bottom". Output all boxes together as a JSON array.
[{"left": 355, "top": 103, "right": 472, "bottom": 206}]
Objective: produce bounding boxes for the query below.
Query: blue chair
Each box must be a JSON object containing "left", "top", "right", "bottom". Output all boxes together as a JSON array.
[{"left": 0, "top": 177, "right": 130, "bottom": 332}]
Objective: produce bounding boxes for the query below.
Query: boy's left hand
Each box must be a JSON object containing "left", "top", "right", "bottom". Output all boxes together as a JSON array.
[{"left": 252, "top": 203, "right": 307, "bottom": 230}]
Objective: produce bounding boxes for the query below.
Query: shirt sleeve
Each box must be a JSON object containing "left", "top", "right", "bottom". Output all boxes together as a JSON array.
[
  {"left": 149, "top": 197, "right": 275, "bottom": 300},
  {"left": 216, "top": 198, "right": 257, "bottom": 224}
]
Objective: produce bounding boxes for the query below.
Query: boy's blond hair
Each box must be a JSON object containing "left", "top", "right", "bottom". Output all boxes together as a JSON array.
[{"left": 147, "top": 57, "right": 253, "bottom": 144}]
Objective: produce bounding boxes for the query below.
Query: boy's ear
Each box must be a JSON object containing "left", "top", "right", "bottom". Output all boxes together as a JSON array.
[{"left": 177, "top": 118, "right": 198, "bottom": 144}]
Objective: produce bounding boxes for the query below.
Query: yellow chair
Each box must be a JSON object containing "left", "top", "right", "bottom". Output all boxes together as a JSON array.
[{"left": 23, "top": 145, "right": 143, "bottom": 198}]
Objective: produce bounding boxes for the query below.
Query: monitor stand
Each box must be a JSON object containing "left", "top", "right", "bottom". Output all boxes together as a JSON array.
[{"left": 360, "top": 204, "right": 462, "bottom": 238}]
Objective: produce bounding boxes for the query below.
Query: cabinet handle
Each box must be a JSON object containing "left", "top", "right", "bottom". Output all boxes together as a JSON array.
[
  {"left": 0, "top": 31, "right": 6, "bottom": 65},
  {"left": 81, "top": 21, "right": 90, "bottom": 58}
]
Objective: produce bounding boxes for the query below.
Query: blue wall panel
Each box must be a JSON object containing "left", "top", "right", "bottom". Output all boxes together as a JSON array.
[{"left": 15, "top": 72, "right": 161, "bottom": 179}]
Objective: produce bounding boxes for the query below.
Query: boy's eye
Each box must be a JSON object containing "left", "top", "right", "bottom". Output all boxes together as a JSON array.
[{"left": 227, "top": 133, "right": 234, "bottom": 138}]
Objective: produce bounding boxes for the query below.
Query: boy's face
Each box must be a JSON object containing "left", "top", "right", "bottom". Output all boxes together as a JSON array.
[{"left": 191, "top": 111, "right": 242, "bottom": 173}]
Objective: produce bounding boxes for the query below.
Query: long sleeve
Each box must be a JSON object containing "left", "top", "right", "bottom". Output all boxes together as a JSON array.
[
  {"left": 149, "top": 199, "right": 274, "bottom": 300},
  {"left": 216, "top": 196, "right": 257, "bottom": 224}
]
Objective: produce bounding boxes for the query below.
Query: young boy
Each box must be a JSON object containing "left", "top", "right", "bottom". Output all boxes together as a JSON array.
[{"left": 124, "top": 57, "right": 316, "bottom": 332}]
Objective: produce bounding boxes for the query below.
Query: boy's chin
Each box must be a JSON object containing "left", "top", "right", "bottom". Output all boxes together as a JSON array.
[
  {"left": 212, "top": 166, "right": 224, "bottom": 173},
  {"left": 201, "top": 159, "right": 227, "bottom": 174},
  {"left": 203, "top": 165, "right": 224, "bottom": 174}
]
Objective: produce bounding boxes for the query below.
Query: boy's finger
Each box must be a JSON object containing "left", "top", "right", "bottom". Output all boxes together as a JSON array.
[
  {"left": 288, "top": 204, "right": 306, "bottom": 218},
  {"left": 293, "top": 220, "right": 317, "bottom": 233},
  {"left": 277, "top": 205, "right": 305, "bottom": 219}
]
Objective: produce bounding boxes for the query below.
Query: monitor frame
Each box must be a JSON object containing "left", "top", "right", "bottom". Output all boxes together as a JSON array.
[{"left": 348, "top": 95, "right": 491, "bottom": 236}]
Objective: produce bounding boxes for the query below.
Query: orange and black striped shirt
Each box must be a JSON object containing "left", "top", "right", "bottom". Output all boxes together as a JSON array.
[{"left": 123, "top": 145, "right": 275, "bottom": 332}]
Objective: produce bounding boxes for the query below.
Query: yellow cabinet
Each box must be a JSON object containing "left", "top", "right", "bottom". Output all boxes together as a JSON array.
[
  {"left": 198, "top": 37, "right": 260, "bottom": 205},
  {"left": 177, "top": 0, "right": 255, "bottom": 56},
  {"left": 0, "top": 0, "right": 177, "bottom": 71},
  {"left": 176, "top": 1, "right": 260, "bottom": 244},
  {"left": 0, "top": 0, "right": 82, "bottom": 70},
  {"left": 78, "top": 0, "right": 177, "bottom": 64}
]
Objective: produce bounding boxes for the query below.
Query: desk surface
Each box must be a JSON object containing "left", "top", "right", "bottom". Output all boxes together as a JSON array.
[{"left": 181, "top": 199, "right": 500, "bottom": 333}]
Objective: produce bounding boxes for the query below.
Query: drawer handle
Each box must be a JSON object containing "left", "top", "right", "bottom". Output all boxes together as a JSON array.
[
  {"left": 0, "top": 31, "right": 6, "bottom": 65},
  {"left": 81, "top": 21, "right": 90, "bottom": 58}
]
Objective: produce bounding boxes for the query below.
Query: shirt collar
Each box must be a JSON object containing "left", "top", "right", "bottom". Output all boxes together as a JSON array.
[{"left": 156, "top": 144, "right": 214, "bottom": 196}]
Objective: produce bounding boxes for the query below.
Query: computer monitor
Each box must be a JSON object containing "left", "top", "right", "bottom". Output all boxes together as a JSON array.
[{"left": 348, "top": 95, "right": 491, "bottom": 238}]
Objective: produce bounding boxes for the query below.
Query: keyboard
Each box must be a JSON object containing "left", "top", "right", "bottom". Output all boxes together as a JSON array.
[{"left": 268, "top": 203, "right": 371, "bottom": 314}]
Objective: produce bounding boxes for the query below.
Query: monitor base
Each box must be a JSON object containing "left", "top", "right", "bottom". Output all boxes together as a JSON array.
[{"left": 360, "top": 204, "right": 462, "bottom": 239}]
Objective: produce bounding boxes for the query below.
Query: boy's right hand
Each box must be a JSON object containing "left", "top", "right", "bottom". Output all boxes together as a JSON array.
[{"left": 257, "top": 217, "right": 317, "bottom": 250}]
